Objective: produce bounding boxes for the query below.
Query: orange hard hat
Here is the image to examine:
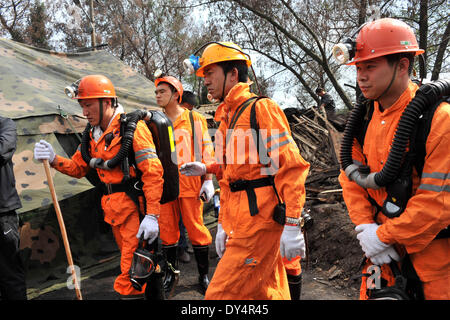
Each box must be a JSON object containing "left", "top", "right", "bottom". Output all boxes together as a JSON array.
[
  {"left": 74, "top": 74, "right": 117, "bottom": 99},
  {"left": 155, "top": 76, "right": 183, "bottom": 103},
  {"left": 348, "top": 18, "right": 424, "bottom": 65},
  {"left": 196, "top": 42, "right": 251, "bottom": 77}
]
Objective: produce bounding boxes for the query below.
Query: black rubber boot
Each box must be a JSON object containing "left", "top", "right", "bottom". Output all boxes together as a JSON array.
[
  {"left": 162, "top": 245, "right": 179, "bottom": 296},
  {"left": 193, "top": 245, "right": 210, "bottom": 294},
  {"left": 287, "top": 273, "right": 302, "bottom": 300}
]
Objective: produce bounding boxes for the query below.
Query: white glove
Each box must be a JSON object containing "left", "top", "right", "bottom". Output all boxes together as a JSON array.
[
  {"left": 136, "top": 215, "right": 159, "bottom": 244},
  {"left": 280, "top": 225, "right": 306, "bottom": 260},
  {"left": 180, "top": 162, "right": 207, "bottom": 176},
  {"left": 370, "top": 246, "right": 401, "bottom": 265},
  {"left": 199, "top": 179, "right": 214, "bottom": 202},
  {"left": 34, "top": 140, "right": 56, "bottom": 162},
  {"left": 215, "top": 223, "right": 228, "bottom": 258},
  {"left": 355, "top": 223, "right": 389, "bottom": 258}
]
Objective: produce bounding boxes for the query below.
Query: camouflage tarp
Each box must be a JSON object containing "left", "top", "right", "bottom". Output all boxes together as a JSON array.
[
  {"left": 0, "top": 38, "right": 161, "bottom": 298},
  {"left": 0, "top": 37, "right": 160, "bottom": 213}
]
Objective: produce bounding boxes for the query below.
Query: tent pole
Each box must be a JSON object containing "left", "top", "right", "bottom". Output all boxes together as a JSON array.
[{"left": 42, "top": 160, "right": 83, "bottom": 300}]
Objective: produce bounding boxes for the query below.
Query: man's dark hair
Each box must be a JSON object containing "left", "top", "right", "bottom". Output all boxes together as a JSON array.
[
  {"left": 181, "top": 91, "right": 197, "bottom": 107},
  {"left": 217, "top": 60, "right": 249, "bottom": 83},
  {"left": 315, "top": 87, "right": 324, "bottom": 94},
  {"left": 157, "top": 79, "right": 177, "bottom": 93},
  {"left": 385, "top": 52, "right": 415, "bottom": 76}
]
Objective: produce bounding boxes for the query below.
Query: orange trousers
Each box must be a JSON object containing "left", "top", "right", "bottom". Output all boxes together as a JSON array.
[
  {"left": 283, "top": 256, "right": 302, "bottom": 276},
  {"left": 205, "top": 229, "right": 290, "bottom": 300},
  {"left": 110, "top": 211, "right": 145, "bottom": 297},
  {"left": 159, "top": 197, "right": 212, "bottom": 246}
]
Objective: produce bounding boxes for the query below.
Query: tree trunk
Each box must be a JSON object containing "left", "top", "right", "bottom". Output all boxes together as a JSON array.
[
  {"left": 418, "top": 0, "right": 428, "bottom": 80},
  {"left": 354, "top": 0, "right": 368, "bottom": 100},
  {"left": 431, "top": 20, "right": 450, "bottom": 81},
  {"left": 231, "top": 0, "right": 353, "bottom": 110}
]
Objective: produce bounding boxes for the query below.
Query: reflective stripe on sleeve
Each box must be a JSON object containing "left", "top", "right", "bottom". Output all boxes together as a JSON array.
[
  {"left": 421, "top": 172, "right": 450, "bottom": 181},
  {"left": 418, "top": 184, "right": 450, "bottom": 192},
  {"left": 135, "top": 153, "right": 158, "bottom": 164},
  {"left": 267, "top": 137, "right": 295, "bottom": 153},
  {"left": 419, "top": 171, "right": 450, "bottom": 192},
  {"left": 264, "top": 131, "right": 288, "bottom": 144},
  {"left": 135, "top": 148, "right": 158, "bottom": 165},
  {"left": 135, "top": 148, "right": 156, "bottom": 158}
]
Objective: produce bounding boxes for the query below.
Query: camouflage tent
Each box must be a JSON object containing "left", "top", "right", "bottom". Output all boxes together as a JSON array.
[{"left": 0, "top": 38, "right": 161, "bottom": 298}]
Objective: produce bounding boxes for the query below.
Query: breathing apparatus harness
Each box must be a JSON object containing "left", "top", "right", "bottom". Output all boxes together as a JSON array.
[
  {"left": 334, "top": 28, "right": 450, "bottom": 299},
  {"left": 345, "top": 84, "right": 450, "bottom": 299},
  {"left": 341, "top": 79, "right": 450, "bottom": 222},
  {"left": 333, "top": 27, "right": 450, "bottom": 224},
  {"left": 65, "top": 79, "right": 179, "bottom": 209}
]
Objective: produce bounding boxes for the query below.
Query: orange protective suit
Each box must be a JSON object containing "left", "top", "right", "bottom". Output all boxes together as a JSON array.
[
  {"left": 51, "top": 113, "right": 164, "bottom": 297},
  {"left": 159, "top": 109, "right": 214, "bottom": 247},
  {"left": 283, "top": 256, "right": 302, "bottom": 276},
  {"left": 204, "top": 83, "right": 310, "bottom": 299},
  {"left": 339, "top": 81, "right": 450, "bottom": 300}
]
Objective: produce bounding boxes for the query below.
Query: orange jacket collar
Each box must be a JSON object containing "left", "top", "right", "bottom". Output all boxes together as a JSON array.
[
  {"left": 214, "top": 82, "right": 255, "bottom": 123},
  {"left": 374, "top": 81, "right": 419, "bottom": 116},
  {"left": 172, "top": 108, "right": 190, "bottom": 128},
  {"left": 91, "top": 112, "right": 123, "bottom": 144}
]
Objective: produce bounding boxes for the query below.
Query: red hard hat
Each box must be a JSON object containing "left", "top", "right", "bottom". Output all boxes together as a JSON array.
[
  {"left": 155, "top": 76, "right": 183, "bottom": 103},
  {"left": 74, "top": 75, "right": 117, "bottom": 99},
  {"left": 348, "top": 18, "right": 424, "bottom": 65}
]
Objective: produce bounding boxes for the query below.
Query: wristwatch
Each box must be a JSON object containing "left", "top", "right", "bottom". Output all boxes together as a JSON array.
[{"left": 285, "top": 216, "right": 302, "bottom": 227}]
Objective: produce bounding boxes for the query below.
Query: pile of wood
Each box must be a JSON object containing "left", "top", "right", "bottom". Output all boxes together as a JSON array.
[{"left": 285, "top": 106, "right": 347, "bottom": 203}]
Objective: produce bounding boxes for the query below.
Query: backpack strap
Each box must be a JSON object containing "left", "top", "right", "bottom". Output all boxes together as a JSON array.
[
  {"left": 249, "top": 96, "right": 271, "bottom": 169},
  {"left": 228, "top": 96, "right": 258, "bottom": 130},
  {"left": 411, "top": 96, "right": 449, "bottom": 177},
  {"left": 249, "top": 96, "right": 284, "bottom": 202},
  {"left": 189, "top": 110, "right": 202, "bottom": 162},
  {"left": 249, "top": 96, "right": 288, "bottom": 225},
  {"left": 226, "top": 96, "right": 285, "bottom": 221},
  {"left": 225, "top": 96, "right": 258, "bottom": 147},
  {"left": 355, "top": 99, "right": 374, "bottom": 154}
]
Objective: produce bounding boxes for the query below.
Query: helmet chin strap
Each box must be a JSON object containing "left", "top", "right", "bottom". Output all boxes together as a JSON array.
[
  {"left": 162, "top": 92, "right": 176, "bottom": 110},
  {"left": 98, "top": 98, "right": 104, "bottom": 127},
  {"left": 219, "top": 72, "right": 228, "bottom": 102},
  {"left": 374, "top": 60, "right": 399, "bottom": 106}
]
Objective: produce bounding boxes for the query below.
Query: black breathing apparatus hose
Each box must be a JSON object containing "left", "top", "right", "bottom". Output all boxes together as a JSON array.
[
  {"left": 340, "top": 79, "right": 450, "bottom": 190},
  {"left": 80, "top": 110, "right": 152, "bottom": 170}
]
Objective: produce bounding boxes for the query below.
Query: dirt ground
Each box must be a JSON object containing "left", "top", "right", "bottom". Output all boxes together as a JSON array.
[
  {"left": 33, "top": 202, "right": 362, "bottom": 301},
  {"left": 302, "top": 200, "right": 363, "bottom": 299}
]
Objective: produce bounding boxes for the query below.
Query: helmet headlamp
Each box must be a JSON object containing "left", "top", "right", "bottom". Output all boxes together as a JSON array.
[
  {"left": 332, "top": 38, "right": 356, "bottom": 65},
  {"left": 183, "top": 54, "right": 201, "bottom": 75},
  {"left": 154, "top": 68, "right": 163, "bottom": 79},
  {"left": 64, "top": 79, "right": 81, "bottom": 99}
]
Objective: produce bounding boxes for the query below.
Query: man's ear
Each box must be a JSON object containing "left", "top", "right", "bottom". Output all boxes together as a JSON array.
[
  {"left": 104, "top": 98, "right": 112, "bottom": 108},
  {"left": 229, "top": 67, "right": 239, "bottom": 82},
  {"left": 398, "top": 57, "right": 410, "bottom": 75}
]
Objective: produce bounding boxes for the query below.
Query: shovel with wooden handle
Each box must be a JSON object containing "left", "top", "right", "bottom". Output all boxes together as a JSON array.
[{"left": 42, "top": 159, "right": 83, "bottom": 300}]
